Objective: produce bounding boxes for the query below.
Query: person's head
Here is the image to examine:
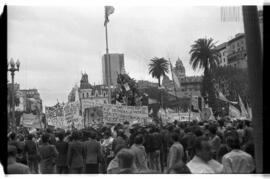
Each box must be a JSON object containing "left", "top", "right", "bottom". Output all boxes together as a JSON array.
[
  {"left": 42, "top": 133, "right": 50, "bottom": 144},
  {"left": 117, "top": 149, "right": 134, "bottom": 169},
  {"left": 194, "top": 128, "right": 203, "bottom": 137},
  {"left": 167, "top": 161, "right": 191, "bottom": 174},
  {"left": 171, "top": 132, "right": 179, "bottom": 143},
  {"left": 9, "top": 133, "right": 16, "bottom": 141},
  {"left": 57, "top": 132, "right": 64, "bottom": 141},
  {"left": 226, "top": 135, "right": 241, "bottom": 150},
  {"left": 72, "top": 131, "right": 79, "bottom": 141},
  {"left": 193, "top": 136, "right": 212, "bottom": 162},
  {"left": 8, "top": 145, "right": 17, "bottom": 161},
  {"left": 27, "top": 134, "right": 34, "bottom": 141},
  {"left": 134, "top": 134, "right": 144, "bottom": 145},
  {"left": 237, "top": 123, "right": 243, "bottom": 130},
  {"left": 17, "top": 134, "right": 24, "bottom": 142},
  {"left": 245, "top": 120, "right": 251, "bottom": 127},
  {"left": 89, "top": 131, "right": 97, "bottom": 140},
  {"left": 209, "top": 125, "right": 217, "bottom": 136}
]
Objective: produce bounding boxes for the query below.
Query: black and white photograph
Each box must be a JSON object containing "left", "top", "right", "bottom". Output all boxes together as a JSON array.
[{"left": 1, "top": 0, "right": 265, "bottom": 175}]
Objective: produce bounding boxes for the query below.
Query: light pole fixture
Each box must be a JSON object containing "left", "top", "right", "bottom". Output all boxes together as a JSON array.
[{"left": 8, "top": 58, "right": 20, "bottom": 131}]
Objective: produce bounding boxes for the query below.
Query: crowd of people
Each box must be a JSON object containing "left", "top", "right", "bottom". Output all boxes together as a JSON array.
[{"left": 7, "top": 117, "right": 255, "bottom": 174}]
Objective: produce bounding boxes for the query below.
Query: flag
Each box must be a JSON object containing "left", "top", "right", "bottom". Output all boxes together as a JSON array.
[
  {"left": 247, "top": 103, "right": 252, "bottom": 120},
  {"left": 104, "top": 6, "right": 115, "bottom": 26},
  {"left": 169, "top": 61, "right": 181, "bottom": 88},
  {"left": 124, "top": 83, "right": 130, "bottom": 91},
  {"left": 229, "top": 104, "right": 241, "bottom": 118},
  {"left": 238, "top": 95, "right": 249, "bottom": 118},
  {"left": 218, "top": 91, "right": 238, "bottom": 104}
]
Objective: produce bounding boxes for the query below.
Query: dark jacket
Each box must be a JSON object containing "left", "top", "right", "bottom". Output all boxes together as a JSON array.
[
  {"left": 55, "top": 140, "right": 69, "bottom": 167},
  {"left": 83, "top": 139, "right": 102, "bottom": 164},
  {"left": 67, "top": 141, "right": 84, "bottom": 168},
  {"left": 39, "top": 144, "right": 58, "bottom": 174},
  {"left": 24, "top": 140, "right": 38, "bottom": 161}
]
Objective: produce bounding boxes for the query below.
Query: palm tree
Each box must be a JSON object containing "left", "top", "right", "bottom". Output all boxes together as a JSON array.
[
  {"left": 148, "top": 57, "right": 169, "bottom": 87},
  {"left": 189, "top": 38, "right": 220, "bottom": 74},
  {"left": 189, "top": 38, "right": 220, "bottom": 111}
]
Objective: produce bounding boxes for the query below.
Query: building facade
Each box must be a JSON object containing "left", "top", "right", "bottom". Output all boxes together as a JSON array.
[
  {"left": 102, "top": 53, "right": 125, "bottom": 86},
  {"left": 216, "top": 42, "right": 228, "bottom": 66},
  {"left": 162, "top": 58, "right": 202, "bottom": 98},
  {"left": 137, "top": 80, "right": 158, "bottom": 89}
]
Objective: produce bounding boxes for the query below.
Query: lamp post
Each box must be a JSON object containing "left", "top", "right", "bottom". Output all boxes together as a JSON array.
[{"left": 8, "top": 58, "right": 20, "bottom": 131}]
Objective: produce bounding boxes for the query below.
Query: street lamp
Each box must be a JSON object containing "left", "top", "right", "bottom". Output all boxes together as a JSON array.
[{"left": 8, "top": 58, "right": 20, "bottom": 131}]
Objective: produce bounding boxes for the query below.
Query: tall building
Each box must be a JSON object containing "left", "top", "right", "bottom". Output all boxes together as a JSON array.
[
  {"left": 216, "top": 33, "right": 247, "bottom": 69},
  {"left": 102, "top": 53, "right": 125, "bottom": 86},
  {"left": 216, "top": 42, "right": 228, "bottom": 66},
  {"left": 162, "top": 58, "right": 202, "bottom": 98}
]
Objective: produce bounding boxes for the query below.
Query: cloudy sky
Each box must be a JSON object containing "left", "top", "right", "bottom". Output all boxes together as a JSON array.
[{"left": 8, "top": 4, "right": 245, "bottom": 107}]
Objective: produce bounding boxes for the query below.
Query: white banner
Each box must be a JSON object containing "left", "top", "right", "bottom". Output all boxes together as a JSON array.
[
  {"left": 81, "top": 98, "right": 108, "bottom": 112},
  {"left": 21, "top": 113, "right": 43, "bottom": 129},
  {"left": 102, "top": 104, "right": 148, "bottom": 124}
]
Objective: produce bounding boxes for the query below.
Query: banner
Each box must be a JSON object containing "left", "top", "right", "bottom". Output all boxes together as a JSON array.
[
  {"left": 81, "top": 98, "right": 108, "bottom": 112},
  {"left": 85, "top": 106, "right": 103, "bottom": 127},
  {"left": 64, "top": 101, "right": 80, "bottom": 127},
  {"left": 229, "top": 104, "right": 241, "bottom": 118},
  {"left": 45, "top": 106, "right": 66, "bottom": 129},
  {"left": 20, "top": 113, "right": 43, "bottom": 129},
  {"left": 102, "top": 104, "right": 148, "bottom": 124}
]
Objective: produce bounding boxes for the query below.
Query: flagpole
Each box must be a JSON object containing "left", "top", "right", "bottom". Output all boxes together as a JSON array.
[
  {"left": 168, "top": 57, "right": 181, "bottom": 121},
  {"left": 105, "top": 17, "right": 112, "bottom": 104}
]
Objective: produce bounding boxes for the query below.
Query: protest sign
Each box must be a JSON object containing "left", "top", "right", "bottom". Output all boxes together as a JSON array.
[
  {"left": 81, "top": 98, "right": 108, "bottom": 112},
  {"left": 20, "top": 113, "right": 43, "bottom": 129},
  {"left": 102, "top": 104, "right": 148, "bottom": 124},
  {"left": 85, "top": 106, "right": 103, "bottom": 127}
]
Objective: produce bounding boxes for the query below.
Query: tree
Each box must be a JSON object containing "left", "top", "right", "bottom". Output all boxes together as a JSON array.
[
  {"left": 189, "top": 38, "right": 220, "bottom": 112},
  {"left": 148, "top": 57, "right": 169, "bottom": 87}
]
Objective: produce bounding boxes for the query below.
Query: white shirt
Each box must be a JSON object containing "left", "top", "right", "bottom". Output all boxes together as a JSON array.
[
  {"left": 222, "top": 149, "right": 255, "bottom": 173},
  {"left": 187, "top": 156, "right": 223, "bottom": 174}
]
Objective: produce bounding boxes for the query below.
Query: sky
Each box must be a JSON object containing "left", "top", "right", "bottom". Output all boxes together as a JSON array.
[{"left": 7, "top": 4, "right": 245, "bottom": 107}]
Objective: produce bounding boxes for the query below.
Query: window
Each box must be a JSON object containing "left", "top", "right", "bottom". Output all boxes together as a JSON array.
[
  {"left": 83, "top": 93, "right": 85, "bottom": 98},
  {"left": 87, "top": 93, "right": 89, "bottom": 98},
  {"left": 223, "top": 58, "right": 225, "bottom": 62},
  {"left": 223, "top": 52, "right": 225, "bottom": 56}
]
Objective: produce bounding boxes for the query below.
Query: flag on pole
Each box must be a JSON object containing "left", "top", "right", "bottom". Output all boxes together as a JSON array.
[
  {"left": 218, "top": 91, "right": 238, "bottom": 104},
  {"left": 229, "top": 104, "right": 241, "bottom": 118},
  {"left": 247, "top": 103, "right": 252, "bottom": 120},
  {"left": 104, "top": 6, "right": 115, "bottom": 26},
  {"left": 169, "top": 61, "right": 181, "bottom": 88},
  {"left": 238, "top": 95, "right": 249, "bottom": 118}
]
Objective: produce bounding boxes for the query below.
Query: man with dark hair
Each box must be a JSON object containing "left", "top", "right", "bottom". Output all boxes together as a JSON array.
[
  {"left": 24, "top": 134, "right": 39, "bottom": 174},
  {"left": 7, "top": 145, "right": 30, "bottom": 174},
  {"left": 130, "top": 134, "right": 148, "bottom": 172},
  {"left": 222, "top": 135, "right": 255, "bottom": 173},
  {"left": 208, "top": 124, "right": 221, "bottom": 160},
  {"left": 167, "top": 132, "right": 184, "bottom": 170},
  {"left": 67, "top": 131, "right": 84, "bottom": 174},
  {"left": 39, "top": 133, "right": 58, "bottom": 174},
  {"left": 83, "top": 131, "right": 103, "bottom": 174},
  {"left": 187, "top": 137, "right": 223, "bottom": 173},
  {"left": 117, "top": 149, "right": 136, "bottom": 174},
  {"left": 55, "top": 132, "right": 68, "bottom": 174}
]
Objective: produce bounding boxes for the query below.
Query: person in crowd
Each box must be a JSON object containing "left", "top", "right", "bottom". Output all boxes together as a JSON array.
[
  {"left": 67, "top": 131, "right": 84, "bottom": 174},
  {"left": 83, "top": 131, "right": 102, "bottom": 174},
  {"left": 167, "top": 161, "right": 191, "bottom": 174},
  {"left": 236, "top": 122, "right": 245, "bottom": 145},
  {"left": 7, "top": 145, "right": 30, "bottom": 174},
  {"left": 167, "top": 132, "right": 184, "bottom": 171},
  {"left": 181, "top": 127, "right": 196, "bottom": 163},
  {"left": 222, "top": 135, "right": 255, "bottom": 173},
  {"left": 117, "top": 149, "right": 136, "bottom": 174},
  {"left": 187, "top": 136, "right": 223, "bottom": 173},
  {"left": 243, "top": 120, "right": 253, "bottom": 144},
  {"left": 16, "top": 134, "right": 27, "bottom": 165},
  {"left": 112, "top": 130, "right": 128, "bottom": 153},
  {"left": 216, "top": 144, "right": 230, "bottom": 163},
  {"left": 208, "top": 124, "right": 221, "bottom": 160},
  {"left": 55, "top": 132, "right": 69, "bottom": 174},
  {"left": 130, "top": 134, "right": 148, "bottom": 172},
  {"left": 147, "top": 127, "right": 162, "bottom": 172},
  {"left": 24, "top": 133, "right": 39, "bottom": 174},
  {"left": 101, "top": 130, "right": 114, "bottom": 168},
  {"left": 39, "top": 133, "right": 58, "bottom": 174},
  {"left": 107, "top": 144, "right": 128, "bottom": 174}
]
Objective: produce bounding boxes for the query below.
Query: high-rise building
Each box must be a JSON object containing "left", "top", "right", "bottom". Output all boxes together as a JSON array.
[{"left": 102, "top": 53, "right": 125, "bottom": 86}]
